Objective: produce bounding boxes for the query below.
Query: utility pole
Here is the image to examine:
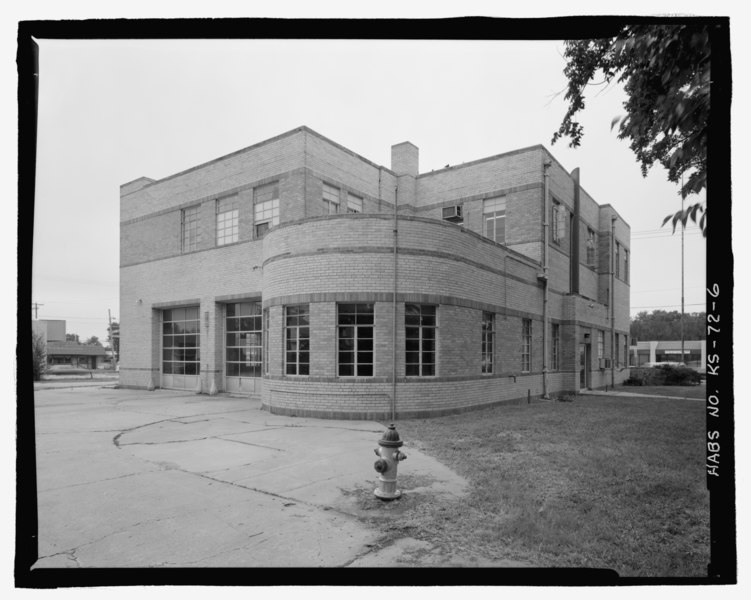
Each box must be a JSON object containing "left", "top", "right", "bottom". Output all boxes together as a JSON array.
[
  {"left": 108, "top": 309, "right": 118, "bottom": 366},
  {"left": 681, "top": 175, "right": 685, "bottom": 365},
  {"left": 32, "top": 302, "right": 43, "bottom": 319}
]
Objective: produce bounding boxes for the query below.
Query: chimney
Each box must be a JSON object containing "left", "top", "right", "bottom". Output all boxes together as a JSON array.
[{"left": 391, "top": 142, "right": 419, "bottom": 177}]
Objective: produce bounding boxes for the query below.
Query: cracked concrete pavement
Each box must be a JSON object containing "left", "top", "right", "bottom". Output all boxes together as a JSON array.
[{"left": 32, "top": 387, "right": 469, "bottom": 568}]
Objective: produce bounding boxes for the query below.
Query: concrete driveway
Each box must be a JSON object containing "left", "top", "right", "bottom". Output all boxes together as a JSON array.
[{"left": 32, "top": 387, "right": 467, "bottom": 568}]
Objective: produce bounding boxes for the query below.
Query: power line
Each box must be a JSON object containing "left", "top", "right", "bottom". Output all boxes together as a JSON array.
[
  {"left": 631, "top": 225, "right": 701, "bottom": 235},
  {"left": 631, "top": 302, "right": 705, "bottom": 309},
  {"left": 631, "top": 231, "right": 703, "bottom": 240}
]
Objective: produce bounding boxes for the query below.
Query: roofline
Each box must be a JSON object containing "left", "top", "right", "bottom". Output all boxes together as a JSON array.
[
  {"left": 417, "top": 144, "right": 545, "bottom": 178},
  {"left": 121, "top": 126, "right": 397, "bottom": 198}
]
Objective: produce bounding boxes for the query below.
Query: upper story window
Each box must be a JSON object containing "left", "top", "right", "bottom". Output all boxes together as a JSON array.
[
  {"left": 552, "top": 200, "right": 566, "bottom": 245},
  {"left": 323, "top": 183, "right": 340, "bottom": 214},
  {"left": 254, "top": 182, "right": 279, "bottom": 238},
  {"left": 337, "top": 303, "right": 374, "bottom": 376},
  {"left": 624, "top": 248, "right": 629, "bottom": 283},
  {"left": 586, "top": 227, "right": 597, "bottom": 267},
  {"left": 482, "top": 311, "right": 494, "bottom": 374},
  {"left": 615, "top": 242, "right": 621, "bottom": 278},
  {"left": 216, "top": 196, "right": 239, "bottom": 246},
  {"left": 347, "top": 193, "right": 363, "bottom": 214},
  {"left": 405, "top": 304, "right": 436, "bottom": 376},
  {"left": 181, "top": 205, "right": 201, "bottom": 252},
  {"left": 521, "top": 318, "right": 531, "bottom": 372},
  {"left": 483, "top": 197, "right": 506, "bottom": 244}
]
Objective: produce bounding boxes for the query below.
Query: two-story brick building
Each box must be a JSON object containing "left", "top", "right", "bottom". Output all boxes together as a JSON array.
[{"left": 120, "top": 126, "right": 630, "bottom": 419}]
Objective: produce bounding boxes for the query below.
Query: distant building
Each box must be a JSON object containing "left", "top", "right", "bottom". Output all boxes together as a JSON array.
[
  {"left": 33, "top": 319, "right": 65, "bottom": 342},
  {"left": 32, "top": 319, "right": 107, "bottom": 369},
  {"left": 630, "top": 340, "right": 706, "bottom": 371},
  {"left": 120, "top": 126, "right": 631, "bottom": 419}
]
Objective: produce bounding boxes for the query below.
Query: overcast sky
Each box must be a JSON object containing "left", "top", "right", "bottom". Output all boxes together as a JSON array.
[{"left": 32, "top": 36, "right": 707, "bottom": 342}]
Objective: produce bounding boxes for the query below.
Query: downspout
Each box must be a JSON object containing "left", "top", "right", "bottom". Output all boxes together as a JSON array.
[
  {"left": 392, "top": 184, "right": 398, "bottom": 422},
  {"left": 542, "top": 159, "right": 552, "bottom": 399},
  {"left": 610, "top": 215, "right": 617, "bottom": 388}
]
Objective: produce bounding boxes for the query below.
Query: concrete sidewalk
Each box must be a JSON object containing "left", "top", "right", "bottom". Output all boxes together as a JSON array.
[
  {"left": 32, "top": 387, "right": 469, "bottom": 568},
  {"left": 577, "top": 389, "right": 705, "bottom": 401}
]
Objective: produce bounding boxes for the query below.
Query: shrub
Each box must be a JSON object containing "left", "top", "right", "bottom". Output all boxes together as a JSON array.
[
  {"left": 32, "top": 331, "right": 47, "bottom": 382},
  {"left": 660, "top": 365, "right": 702, "bottom": 386}
]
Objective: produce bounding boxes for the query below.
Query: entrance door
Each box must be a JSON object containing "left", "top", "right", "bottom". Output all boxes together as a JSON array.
[
  {"left": 225, "top": 301, "right": 263, "bottom": 395},
  {"left": 579, "top": 343, "right": 590, "bottom": 391}
]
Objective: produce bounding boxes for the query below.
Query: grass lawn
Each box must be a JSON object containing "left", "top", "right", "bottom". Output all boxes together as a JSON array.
[
  {"left": 614, "top": 383, "right": 706, "bottom": 400},
  {"left": 370, "top": 395, "right": 709, "bottom": 577}
]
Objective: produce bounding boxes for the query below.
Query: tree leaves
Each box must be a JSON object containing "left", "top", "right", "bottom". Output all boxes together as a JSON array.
[
  {"left": 554, "top": 25, "right": 710, "bottom": 235},
  {"left": 662, "top": 203, "right": 706, "bottom": 237}
]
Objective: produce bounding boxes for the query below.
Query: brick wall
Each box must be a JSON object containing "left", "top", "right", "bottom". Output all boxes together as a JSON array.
[{"left": 120, "top": 129, "right": 630, "bottom": 417}]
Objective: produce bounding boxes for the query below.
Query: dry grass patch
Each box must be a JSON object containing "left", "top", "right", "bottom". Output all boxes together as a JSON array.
[{"left": 384, "top": 395, "right": 709, "bottom": 576}]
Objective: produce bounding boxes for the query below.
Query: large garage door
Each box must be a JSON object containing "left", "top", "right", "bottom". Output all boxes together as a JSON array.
[{"left": 161, "top": 307, "right": 200, "bottom": 390}]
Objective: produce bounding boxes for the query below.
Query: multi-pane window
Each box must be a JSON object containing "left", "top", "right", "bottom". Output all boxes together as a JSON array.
[
  {"left": 405, "top": 305, "right": 436, "bottom": 376},
  {"left": 598, "top": 330, "right": 604, "bottom": 359},
  {"left": 521, "top": 318, "right": 532, "bottom": 372},
  {"left": 552, "top": 200, "right": 565, "bottom": 244},
  {"left": 624, "top": 249, "right": 629, "bottom": 283},
  {"left": 285, "top": 305, "right": 310, "bottom": 375},
  {"left": 552, "top": 323, "right": 560, "bottom": 370},
  {"left": 162, "top": 307, "right": 200, "bottom": 375},
  {"left": 323, "top": 183, "right": 340, "bottom": 214},
  {"left": 483, "top": 197, "right": 506, "bottom": 244},
  {"left": 263, "top": 308, "right": 269, "bottom": 375},
  {"left": 254, "top": 182, "right": 279, "bottom": 238},
  {"left": 225, "top": 302, "right": 263, "bottom": 378},
  {"left": 347, "top": 193, "right": 363, "bottom": 214},
  {"left": 615, "top": 242, "right": 621, "bottom": 278},
  {"left": 586, "top": 227, "right": 597, "bottom": 266},
  {"left": 624, "top": 336, "right": 629, "bottom": 367},
  {"left": 615, "top": 333, "right": 620, "bottom": 366},
  {"left": 338, "top": 304, "right": 374, "bottom": 376},
  {"left": 181, "top": 206, "right": 200, "bottom": 252},
  {"left": 481, "top": 311, "right": 494, "bottom": 374},
  {"left": 216, "top": 196, "right": 239, "bottom": 246}
]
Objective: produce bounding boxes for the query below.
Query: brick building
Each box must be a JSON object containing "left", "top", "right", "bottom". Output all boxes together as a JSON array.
[{"left": 120, "top": 126, "right": 630, "bottom": 419}]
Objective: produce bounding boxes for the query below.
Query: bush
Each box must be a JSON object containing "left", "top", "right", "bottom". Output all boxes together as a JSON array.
[
  {"left": 32, "top": 331, "right": 47, "bottom": 382},
  {"left": 659, "top": 364, "right": 702, "bottom": 386}
]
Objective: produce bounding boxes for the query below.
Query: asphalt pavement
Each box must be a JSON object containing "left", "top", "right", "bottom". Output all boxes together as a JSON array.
[{"left": 31, "top": 386, "right": 470, "bottom": 569}]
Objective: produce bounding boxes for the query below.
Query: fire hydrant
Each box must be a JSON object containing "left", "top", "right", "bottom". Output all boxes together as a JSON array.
[{"left": 373, "top": 423, "right": 407, "bottom": 500}]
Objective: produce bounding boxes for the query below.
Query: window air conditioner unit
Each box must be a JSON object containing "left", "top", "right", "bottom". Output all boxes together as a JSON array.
[
  {"left": 599, "top": 358, "right": 612, "bottom": 369},
  {"left": 442, "top": 205, "right": 463, "bottom": 222}
]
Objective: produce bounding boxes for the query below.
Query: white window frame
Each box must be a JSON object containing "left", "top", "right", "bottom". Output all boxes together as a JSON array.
[
  {"left": 216, "top": 196, "right": 239, "bottom": 246},
  {"left": 586, "top": 227, "right": 597, "bottom": 266},
  {"left": 483, "top": 197, "right": 506, "bottom": 244},
  {"left": 323, "top": 183, "right": 340, "bottom": 214},
  {"left": 552, "top": 323, "right": 560, "bottom": 370},
  {"left": 284, "top": 305, "right": 310, "bottom": 376},
  {"left": 552, "top": 200, "right": 566, "bottom": 245},
  {"left": 181, "top": 205, "right": 201, "bottom": 252},
  {"left": 482, "top": 311, "right": 494, "bottom": 374},
  {"left": 253, "top": 182, "right": 280, "bottom": 238},
  {"left": 405, "top": 304, "right": 437, "bottom": 377},
  {"left": 346, "top": 193, "right": 363, "bottom": 214},
  {"left": 615, "top": 242, "right": 621, "bottom": 278},
  {"left": 337, "top": 303, "right": 374, "bottom": 377},
  {"left": 521, "top": 318, "right": 532, "bottom": 372}
]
